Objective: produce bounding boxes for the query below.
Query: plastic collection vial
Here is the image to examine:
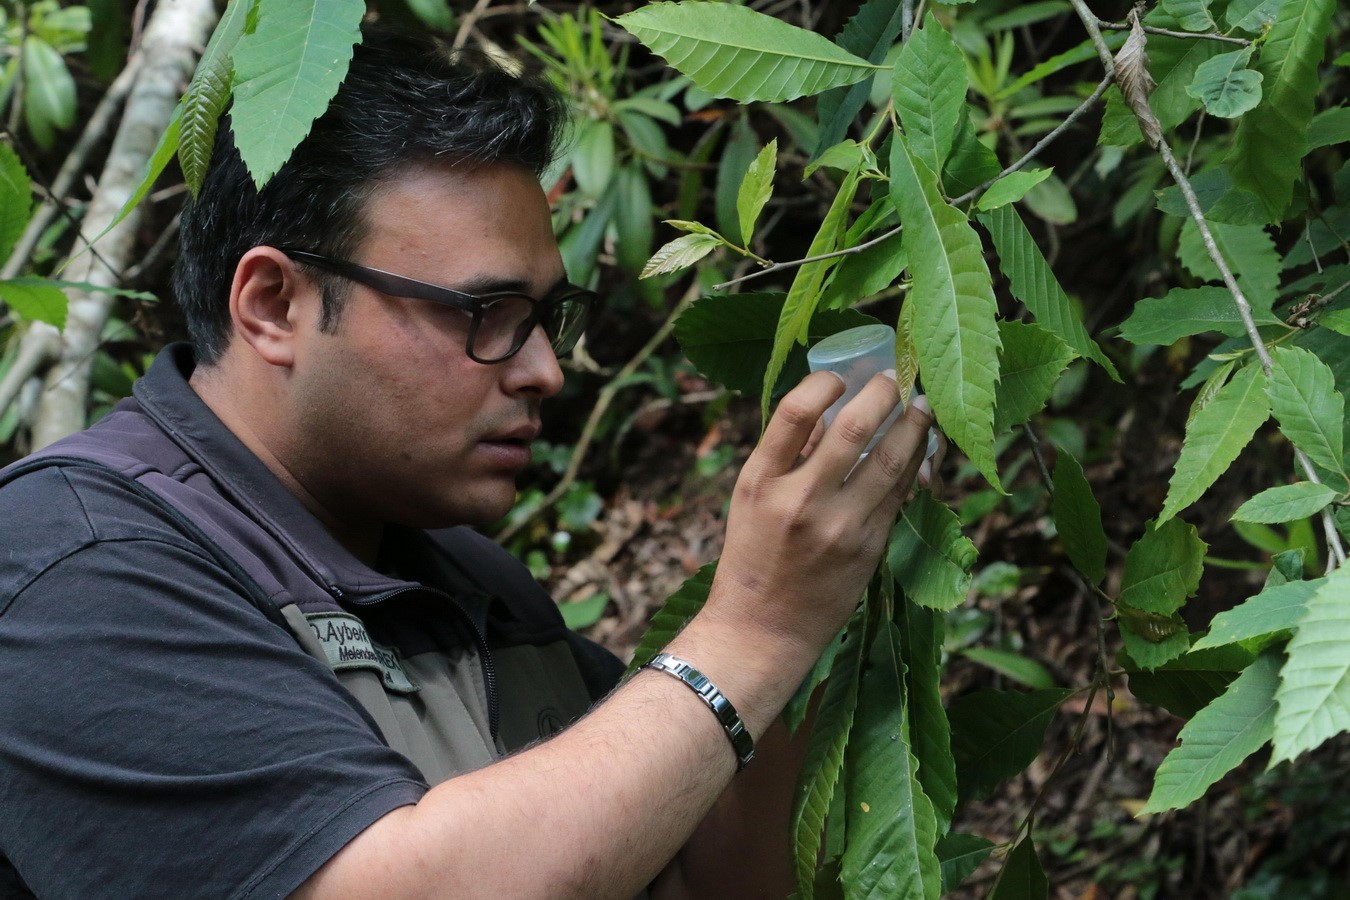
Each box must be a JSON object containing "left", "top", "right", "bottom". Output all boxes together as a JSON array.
[{"left": 806, "top": 323, "right": 938, "bottom": 459}]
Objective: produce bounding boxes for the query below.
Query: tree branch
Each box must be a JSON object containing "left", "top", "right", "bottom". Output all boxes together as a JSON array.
[{"left": 1097, "top": 19, "right": 1251, "bottom": 46}]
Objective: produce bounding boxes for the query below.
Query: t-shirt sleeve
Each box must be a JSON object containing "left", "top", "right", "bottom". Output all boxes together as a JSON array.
[{"left": 0, "top": 537, "right": 429, "bottom": 898}]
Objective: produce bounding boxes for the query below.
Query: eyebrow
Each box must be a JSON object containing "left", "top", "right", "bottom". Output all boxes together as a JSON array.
[{"left": 451, "top": 274, "right": 569, "bottom": 298}]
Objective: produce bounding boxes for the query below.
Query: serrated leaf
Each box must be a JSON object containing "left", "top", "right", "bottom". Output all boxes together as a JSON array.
[
  {"left": 841, "top": 622, "right": 941, "bottom": 900},
  {"left": 887, "top": 490, "right": 977, "bottom": 611},
  {"left": 820, "top": 229, "right": 906, "bottom": 310},
  {"left": 1052, "top": 451, "right": 1107, "bottom": 586},
  {"left": 1232, "top": 482, "right": 1339, "bottom": 524},
  {"left": 1163, "top": 0, "right": 1216, "bottom": 31},
  {"left": 1272, "top": 565, "right": 1350, "bottom": 763},
  {"left": 1119, "top": 285, "right": 1281, "bottom": 345},
  {"left": 1160, "top": 363, "right": 1270, "bottom": 523},
  {"left": 0, "top": 142, "right": 33, "bottom": 263},
  {"left": 1186, "top": 47, "right": 1263, "bottom": 118},
  {"left": 892, "top": 13, "right": 967, "bottom": 177},
  {"left": 614, "top": 2, "right": 878, "bottom": 103},
  {"left": 1319, "top": 309, "right": 1350, "bottom": 337},
  {"left": 1228, "top": 0, "right": 1336, "bottom": 219},
  {"left": 1267, "top": 345, "right": 1349, "bottom": 490},
  {"left": 1192, "top": 578, "right": 1322, "bottom": 651},
  {"left": 937, "top": 832, "right": 994, "bottom": 895},
  {"left": 626, "top": 562, "right": 715, "bottom": 671},
  {"left": 1226, "top": 0, "right": 1287, "bottom": 32},
  {"left": 1177, "top": 220, "right": 1280, "bottom": 304},
  {"left": 981, "top": 205, "right": 1118, "bottom": 380},
  {"left": 891, "top": 136, "right": 1002, "bottom": 488},
  {"left": 21, "top": 37, "right": 76, "bottom": 150},
  {"left": 762, "top": 168, "right": 862, "bottom": 420},
  {"left": 895, "top": 600, "right": 956, "bottom": 830},
  {"left": 1119, "top": 610, "right": 1191, "bottom": 669},
  {"left": 812, "top": 0, "right": 905, "bottom": 160},
  {"left": 1187, "top": 359, "right": 1236, "bottom": 428},
  {"left": 989, "top": 835, "right": 1048, "bottom": 900},
  {"left": 737, "top": 139, "right": 777, "bottom": 246},
  {"left": 974, "top": 168, "right": 1054, "bottom": 212},
  {"left": 949, "top": 688, "right": 1073, "bottom": 801},
  {"left": 1120, "top": 519, "right": 1207, "bottom": 615},
  {"left": 894, "top": 301, "right": 919, "bottom": 408},
  {"left": 230, "top": 0, "right": 365, "bottom": 189},
  {"left": 178, "top": 0, "right": 254, "bottom": 194},
  {"left": 1002, "top": 35, "right": 1124, "bottom": 101},
  {"left": 0, "top": 277, "right": 68, "bottom": 329},
  {"left": 994, "top": 321, "right": 1075, "bottom": 432},
  {"left": 942, "top": 114, "right": 1001, "bottom": 198},
  {"left": 676, "top": 292, "right": 876, "bottom": 396},
  {"left": 1306, "top": 106, "right": 1350, "bottom": 152},
  {"left": 641, "top": 232, "right": 723, "bottom": 279},
  {"left": 1155, "top": 166, "right": 1267, "bottom": 225},
  {"left": 793, "top": 611, "right": 867, "bottom": 899},
  {"left": 1142, "top": 652, "right": 1279, "bottom": 814},
  {"left": 1125, "top": 644, "right": 1257, "bottom": 717}
]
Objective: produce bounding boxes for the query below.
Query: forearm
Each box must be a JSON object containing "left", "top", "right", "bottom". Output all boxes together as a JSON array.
[{"left": 294, "top": 616, "right": 817, "bottom": 899}]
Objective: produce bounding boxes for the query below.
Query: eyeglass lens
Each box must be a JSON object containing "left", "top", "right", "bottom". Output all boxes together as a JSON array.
[{"left": 473, "top": 292, "right": 590, "bottom": 362}]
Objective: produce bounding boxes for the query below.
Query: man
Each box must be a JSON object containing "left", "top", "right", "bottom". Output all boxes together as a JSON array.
[{"left": 0, "top": 28, "right": 933, "bottom": 897}]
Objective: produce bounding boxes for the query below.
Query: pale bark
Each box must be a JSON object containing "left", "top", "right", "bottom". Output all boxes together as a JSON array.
[{"left": 31, "top": 0, "right": 218, "bottom": 449}]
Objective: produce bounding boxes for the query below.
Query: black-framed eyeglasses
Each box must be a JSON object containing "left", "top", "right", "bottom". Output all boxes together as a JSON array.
[{"left": 279, "top": 248, "right": 597, "bottom": 364}]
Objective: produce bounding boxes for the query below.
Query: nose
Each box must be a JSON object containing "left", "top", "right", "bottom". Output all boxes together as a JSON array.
[{"left": 504, "top": 324, "right": 565, "bottom": 399}]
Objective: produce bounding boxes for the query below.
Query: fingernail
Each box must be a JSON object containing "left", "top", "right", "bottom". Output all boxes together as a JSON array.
[
  {"left": 881, "top": 368, "right": 897, "bottom": 381},
  {"left": 912, "top": 394, "right": 930, "bottom": 414}
]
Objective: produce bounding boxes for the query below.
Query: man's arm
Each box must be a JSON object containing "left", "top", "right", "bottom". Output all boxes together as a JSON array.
[{"left": 294, "top": 371, "right": 933, "bottom": 899}]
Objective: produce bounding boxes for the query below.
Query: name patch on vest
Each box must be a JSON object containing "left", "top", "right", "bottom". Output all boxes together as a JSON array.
[{"left": 304, "top": 612, "right": 419, "bottom": 694}]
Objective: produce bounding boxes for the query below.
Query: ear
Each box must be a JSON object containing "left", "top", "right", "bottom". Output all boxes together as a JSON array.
[{"left": 228, "top": 247, "right": 314, "bottom": 368}]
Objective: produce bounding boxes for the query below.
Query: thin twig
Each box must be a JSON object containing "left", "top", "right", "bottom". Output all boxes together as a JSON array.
[
  {"left": 1097, "top": 19, "right": 1251, "bottom": 46},
  {"left": 712, "top": 224, "right": 901, "bottom": 292},
  {"left": 495, "top": 285, "right": 700, "bottom": 545},
  {"left": 901, "top": 0, "right": 916, "bottom": 42},
  {"left": 453, "top": 0, "right": 494, "bottom": 51}
]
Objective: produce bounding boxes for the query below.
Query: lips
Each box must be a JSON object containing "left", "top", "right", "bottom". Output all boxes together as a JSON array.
[{"left": 476, "top": 422, "right": 539, "bottom": 469}]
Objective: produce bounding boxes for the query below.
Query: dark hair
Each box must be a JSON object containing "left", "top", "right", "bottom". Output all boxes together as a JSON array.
[{"left": 173, "top": 26, "right": 567, "bottom": 364}]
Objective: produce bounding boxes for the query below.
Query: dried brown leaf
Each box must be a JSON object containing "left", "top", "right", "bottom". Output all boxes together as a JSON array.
[{"left": 1113, "top": 5, "right": 1164, "bottom": 148}]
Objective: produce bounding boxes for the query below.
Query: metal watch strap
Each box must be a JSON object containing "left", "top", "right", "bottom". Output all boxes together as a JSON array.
[{"left": 642, "top": 652, "right": 755, "bottom": 771}]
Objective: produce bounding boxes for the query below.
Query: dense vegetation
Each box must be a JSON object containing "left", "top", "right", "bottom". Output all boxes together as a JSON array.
[{"left": 1, "top": 0, "right": 1347, "bottom": 895}]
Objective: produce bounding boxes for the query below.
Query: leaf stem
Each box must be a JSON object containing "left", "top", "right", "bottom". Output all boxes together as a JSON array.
[{"left": 1096, "top": 19, "right": 1252, "bottom": 46}]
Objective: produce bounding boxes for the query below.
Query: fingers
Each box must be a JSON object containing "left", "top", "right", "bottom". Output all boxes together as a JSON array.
[
  {"left": 807, "top": 372, "right": 905, "bottom": 482},
  {"left": 751, "top": 371, "right": 846, "bottom": 477},
  {"left": 848, "top": 394, "right": 933, "bottom": 517}
]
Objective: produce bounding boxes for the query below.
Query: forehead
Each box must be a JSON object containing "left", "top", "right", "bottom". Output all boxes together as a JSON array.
[{"left": 357, "top": 160, "right": 564, "bottom": 289}]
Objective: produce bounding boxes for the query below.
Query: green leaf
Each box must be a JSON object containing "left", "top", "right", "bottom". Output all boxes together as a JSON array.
[
  {"left": 1124, "top": 644, "right": 1257, "bottom": 717},
  {"left": 1163, "top": 0, "right": 1216, "bottom": 31},
  {"left": 571, "top": 118, "right": 616, "bottom": 199},
  {"left": 762, "top": 167, "right": 862, "bottom": 420},
  {"left": 1226, "top": 0, "right": 1287, "bottom": 32},
  {"left": 892, "top": 13, "right": 967, "bottom": 177},
  {"left": 891, "top": 136, "right": 1003, "bottom": 488},
  {"left": 1192, "top": 578, "right": 1322, "bottom": 651},
  {"left": 812, "top": 0, "right": 906, "bottom": 160},
  {"left": 641, "top": 233, "right": 723, "bottom": 279},
  {"left": 1267, "top": 345, "right": 1349, "bottom": 491},
  {"left": 676, "top": 292, "right": 876, "bottom": 396},
  {"left": 895, "top": 600, "right": 957, "bottom": 831},
  {"left": 86, "top": 0, "right": 129, "bottom": 82},
  {"left": 1159, "top": 363, "right": 1270, "bottom": 523},
  {"left": 91, "top": 107, "right": 183, "bottom": 250},
  {"left": 974, "top": 168, "right": 1054, "bottom": 212},
  {"left": 1100, "top": 33, "right": 1225, "bottom": 146},
  {"left": 1119, "top": 608, "right": 1191, "bottom": 670},
  {"left": 841, "top": 622, "right": 941, "bottom": 900},
  {"left": 404, "top": 0, "right": 455, "bottom": 29},
  {"left": 0, "top": 142, "right": 33, "bottom": 263},
  {"left": 1306, "top": 106, "right": 1350, "bottom": 152},
  {"left": 1232, "top": 482, "right": 1339, "bottom": 524},
  {"left": 21, "top": 36, "right": 77, "bottom": 149},
  {"left": 1186, "top": 47, "right": 1263, "bottom": 118},
  {"left": 1228, "top": 0, "right": 1336, "bottom": 219},
  {"left": 626, "top": 563, "right": 714, "bottom": 672},
  {"left": 1119, "top": 519, "right": 1208, "bottom": 616},
  {"left": 887, "top": 490, "right": 977, "bottom": 611},
  {"left": 986, "top": 2, "right": 1071, "bottom": 31},
  {"left": 989, "top": 835, "right": 1048, "bottom": 900},
  {"left": 1272, "top": 566, "right": 1350, "bottom": 763},
  {"left": 1177, "top": 220, "right": 1280, "bottom": 304},
  {"left": 821, "top": 229, "right": 906, "bottom": 310},
  {"left": 993, "top": 321, "right": 1075, "bottom": 432},
  {"left": 179, "top": 0, "right": 254, "bottom": 195},
  {"left": 1052, "top": 451, "right": 1107, "bottom": 586},
  {"left": 942, "top": 114, "right": 1001, "bottom": 198},
  {"left": 614, "top": 2, "right": 878, "bottom": 103},
  {"left": 1119, "top": 286, "right": 1282, "bottom": 345},
  {"left": 1155, "top": 166, "right": 1268, "bottom": 226},
  {"left": 981, "top": 204, "right": 1118, "bottom": 380},
  {"left": 960, "top": 648, "right": 1055, "bottom": 690},
  {"left": 794, "top": 611, "right": 867, "bottom": 899},
  {"left": 613, "top": 163, "right": 654, "bottom": 274},
  {"left": 558, "top": 594, "right": 608, "bottom": 630},
  {"left": 949, "top": 688, "right": 1073, "bottom": 801},
  {"left": 1002, "top": 35, "right": 1125, "bottom": 101},
  {"left": 0, "top": 277, "right": 68, "bottom": 329},
  {"left": 1319, "top": 309, "right": 1350, "bottom": 337},
  {"left": 936, "top": 832, "right": 994, "bottom": 895},
  {"left": 230, "top": 0, "right": 365, "bottom": 189},
  {"left": 785, "top": 624, "right": 846, "bottom": 735},
  {"left": 737, "top": 139, "right": 777, "bottom": 247},
  {"left": 1141, "top": 651, "right": 1279, "bottom": 814}
]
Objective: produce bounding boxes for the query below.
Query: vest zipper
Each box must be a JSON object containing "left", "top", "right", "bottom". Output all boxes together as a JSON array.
[{"left": 349, "top": 586, "right": 500, "bottom": 745}]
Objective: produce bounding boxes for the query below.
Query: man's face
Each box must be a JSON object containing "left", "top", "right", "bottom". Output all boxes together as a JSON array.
[{"left": 284, "top": 160, "right": 568, "bottom": 532}]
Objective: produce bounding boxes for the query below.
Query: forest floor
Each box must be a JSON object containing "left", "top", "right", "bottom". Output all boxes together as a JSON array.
[{"left": 537, "top": 387, "right": 1350, "bottom": 900}]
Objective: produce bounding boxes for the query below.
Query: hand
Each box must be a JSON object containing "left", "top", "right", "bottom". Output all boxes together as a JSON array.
[{"left": 703, "top": 370, "right": 935, "bottom": 665}]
